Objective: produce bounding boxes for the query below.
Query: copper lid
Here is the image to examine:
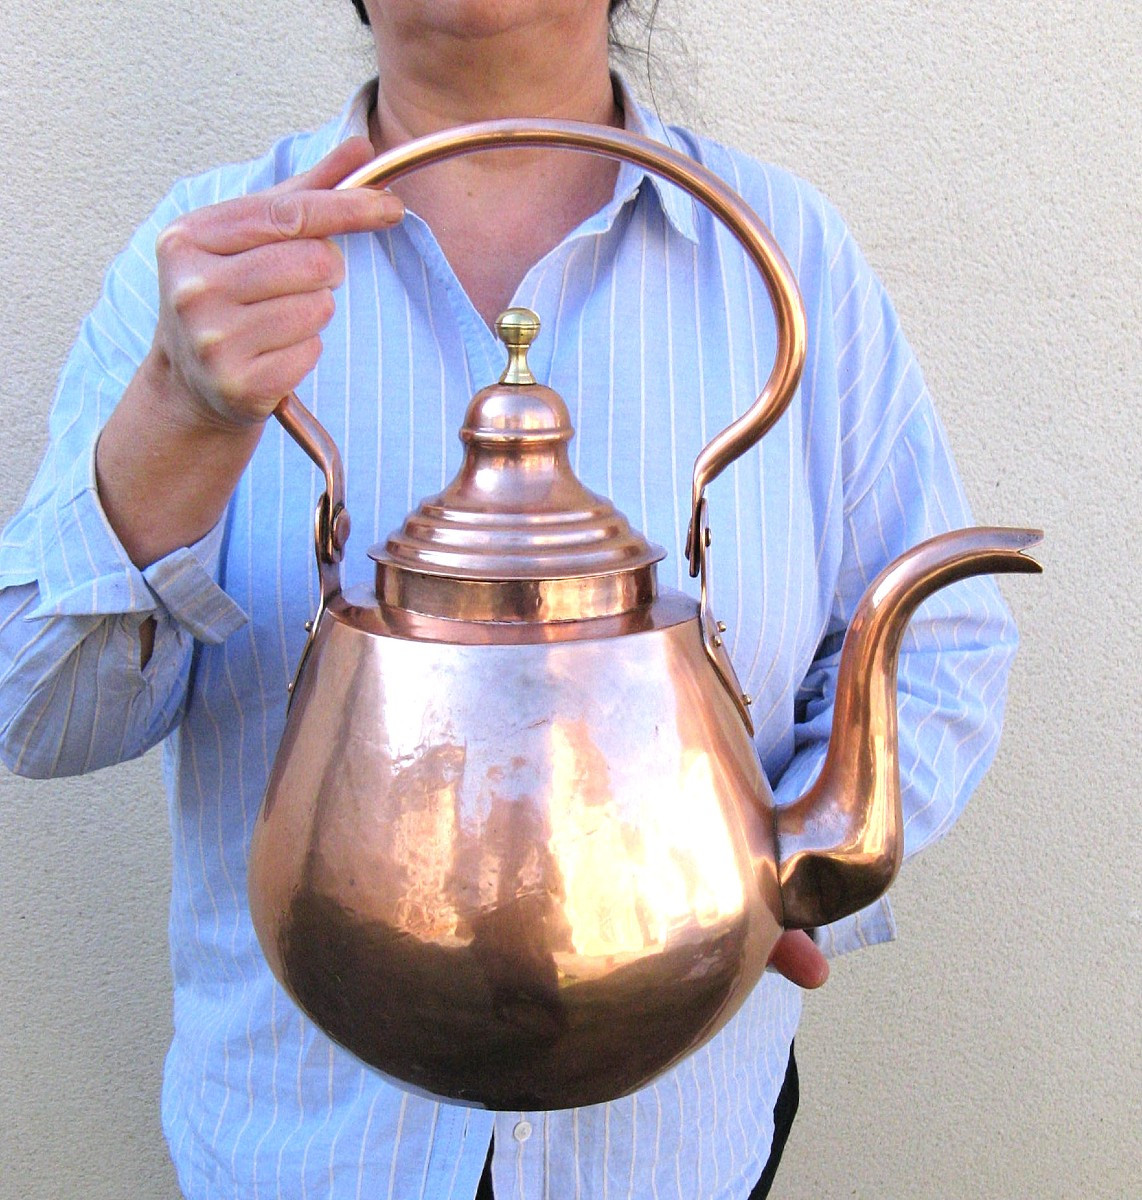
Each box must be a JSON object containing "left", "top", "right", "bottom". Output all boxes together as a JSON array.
[{"left": 370, "top": 309, "right": 664, "bottom": 623}]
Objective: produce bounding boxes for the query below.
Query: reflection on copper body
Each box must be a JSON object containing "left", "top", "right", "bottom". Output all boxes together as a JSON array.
[
  {"left": 251, "top": 595, "right": 780, "bottom": 1109},
  {"left": 250, "top": 121, "right": 1042, "bottom": 1111}
]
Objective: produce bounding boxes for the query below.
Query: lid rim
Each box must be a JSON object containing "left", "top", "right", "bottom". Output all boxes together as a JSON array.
[{"left": 374, "top": 560, "right": 660, "bottom": 624}]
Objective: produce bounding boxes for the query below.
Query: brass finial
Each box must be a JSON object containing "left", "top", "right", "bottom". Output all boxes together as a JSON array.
[{"left": 496, "top": 308, "right": 540, "bottom": 385}]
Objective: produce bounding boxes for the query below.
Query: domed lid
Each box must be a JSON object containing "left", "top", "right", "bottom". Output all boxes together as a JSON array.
[{"left": 369, "top": 309, "right": 664, "bottom": 623}]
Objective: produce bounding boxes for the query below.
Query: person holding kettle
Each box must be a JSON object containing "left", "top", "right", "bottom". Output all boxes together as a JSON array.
[{"left": 0, "top": 1, "right": 1018, "bottom": 1197}]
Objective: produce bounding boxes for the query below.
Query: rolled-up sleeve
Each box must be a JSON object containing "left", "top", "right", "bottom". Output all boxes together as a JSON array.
[{"left": 0, "top": 189, "right": 247, "bottom": 778}]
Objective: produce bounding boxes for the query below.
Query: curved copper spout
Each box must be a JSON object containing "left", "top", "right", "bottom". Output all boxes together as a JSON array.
[{"left": 776, "top": 527, "right": 1043, "bottom": 930}]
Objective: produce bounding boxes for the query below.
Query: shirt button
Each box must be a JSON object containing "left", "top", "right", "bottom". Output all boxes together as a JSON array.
[{"left": 512, "top": 1119, "right": 533, "bottom": 1143}]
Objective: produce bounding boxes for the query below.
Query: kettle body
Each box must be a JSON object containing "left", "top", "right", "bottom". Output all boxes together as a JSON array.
[{"left": 250, "top": 586, "right": 782, "bottom": 1110}]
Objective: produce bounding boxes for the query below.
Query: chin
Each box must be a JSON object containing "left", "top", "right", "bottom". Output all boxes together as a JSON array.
[{"left": 380, "top": 0, "right": 604, "bottom": 40}]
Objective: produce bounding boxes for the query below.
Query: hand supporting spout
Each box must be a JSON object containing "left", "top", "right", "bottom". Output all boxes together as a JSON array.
[{"left": 775, "top": 527, "right": 1042, "bottom": 930}]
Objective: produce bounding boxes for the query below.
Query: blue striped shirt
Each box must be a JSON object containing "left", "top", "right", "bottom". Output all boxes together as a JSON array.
[{"left": 0, "top": 80, "right": 1017, "bottom": 1199}]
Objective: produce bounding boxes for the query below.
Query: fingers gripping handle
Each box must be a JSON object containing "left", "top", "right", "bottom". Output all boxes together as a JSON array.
[{"left": 275, "top": 119, "right": 807, "bottom": 591}]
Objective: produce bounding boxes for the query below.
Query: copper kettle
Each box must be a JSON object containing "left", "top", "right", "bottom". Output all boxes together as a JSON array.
[{"left": 247, "top": 122, "right": 1041, "bottom": 1111}]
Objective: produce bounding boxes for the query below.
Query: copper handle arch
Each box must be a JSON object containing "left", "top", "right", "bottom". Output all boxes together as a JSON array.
[{"left": 276, "top": 119, "right": 807, "bottom": 585}]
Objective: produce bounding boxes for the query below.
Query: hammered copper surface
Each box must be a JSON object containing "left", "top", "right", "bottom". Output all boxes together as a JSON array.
[{"left": 250, "top": 594, "right": 782, "bottom": 1109}]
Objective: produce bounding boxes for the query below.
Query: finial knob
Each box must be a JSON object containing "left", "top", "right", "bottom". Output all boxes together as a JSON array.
[{"left": 495, "top": 307, "right": 540, "bottom": 385}]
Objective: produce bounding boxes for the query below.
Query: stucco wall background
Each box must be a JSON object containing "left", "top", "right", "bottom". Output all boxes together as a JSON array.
[{"left": 0, "top": 1, "right": 1137, "bottom": 1197}]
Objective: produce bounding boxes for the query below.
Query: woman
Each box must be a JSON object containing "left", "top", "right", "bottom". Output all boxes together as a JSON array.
[{"left": 0, "top": 1, "right": 1016, "bottom": 1196}]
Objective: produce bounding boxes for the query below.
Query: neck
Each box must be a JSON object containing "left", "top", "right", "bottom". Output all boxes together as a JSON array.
[
  {"left": 368, "top": 12, "right": 618, "bottom": 149},
  {"left": 361, "top": 5, "right": 624, "bottom": 328}
]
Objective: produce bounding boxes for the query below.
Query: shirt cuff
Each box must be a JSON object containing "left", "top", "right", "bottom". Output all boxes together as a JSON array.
[
  {"left": 814, "top": 896, "right": 898, "bottom": 959},
  {"left": 21, "top": 437, "right": 247, "bottom": 644}
]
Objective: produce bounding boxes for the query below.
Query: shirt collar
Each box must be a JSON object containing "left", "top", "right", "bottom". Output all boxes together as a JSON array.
[
  {"left": 320, "top": 74, "right": 700, "bottom": 245},
  {"left": 331, "top": 79, "right": 375, "bottom": 145},
  {"left": 611, "top": 74, "right": 699, "bottom": 243}
]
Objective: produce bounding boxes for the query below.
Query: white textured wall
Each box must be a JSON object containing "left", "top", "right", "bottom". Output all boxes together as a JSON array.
[{"left": 1, "top": 2, "right": 1137, "bottom": 1197}]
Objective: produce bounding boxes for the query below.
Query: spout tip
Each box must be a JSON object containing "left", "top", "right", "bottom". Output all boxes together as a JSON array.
[
  {"left": 982, "top": 526, "right": 1044, "bottom": 574},
  {"left": 912, "top": 526, "right": 1045, "bottom": 581}
]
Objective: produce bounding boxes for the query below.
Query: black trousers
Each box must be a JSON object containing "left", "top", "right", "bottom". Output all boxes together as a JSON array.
[{"left": 475, "top": 1043, "right": 799, "bottom": 1199}]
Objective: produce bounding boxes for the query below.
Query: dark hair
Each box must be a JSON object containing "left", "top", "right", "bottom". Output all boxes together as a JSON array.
[{"left": 350, "top": 1, "right": 631, "bottom": 26}]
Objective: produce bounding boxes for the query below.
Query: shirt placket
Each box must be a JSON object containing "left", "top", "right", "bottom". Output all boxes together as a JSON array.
[{"left": 493, "top": 1109, "right": 550, "bottom": 1200}]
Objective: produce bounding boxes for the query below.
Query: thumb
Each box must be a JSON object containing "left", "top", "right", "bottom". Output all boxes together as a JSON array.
[
  {"left": 280, "top": 136, "right": 382, "bottom": 194},
  {"left": 767, "top": 930, "right": 830, "bottom": 989}
]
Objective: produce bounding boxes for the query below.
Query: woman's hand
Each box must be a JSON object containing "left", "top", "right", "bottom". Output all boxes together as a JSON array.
[
  {"left": 96, "top": 137, "right": 402, "bottom": 568},
  {"left": 149, "top": 137, "right": 402, "bottom": 429},
  {"left": 767, "top": 930, "right": 829, "bottom": 989}
]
